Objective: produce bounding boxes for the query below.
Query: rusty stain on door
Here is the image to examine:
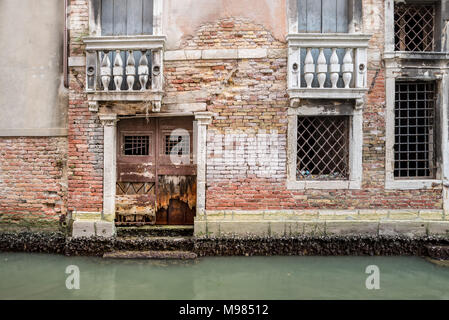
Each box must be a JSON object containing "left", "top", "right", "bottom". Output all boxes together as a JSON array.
[{"left": 116, "top": 117, "right": 196, "bottom": 225}]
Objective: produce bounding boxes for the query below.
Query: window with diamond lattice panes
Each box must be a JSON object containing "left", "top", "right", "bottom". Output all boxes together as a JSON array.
[
  {"left": 296, "top": 116, "right": 350, "bottom": 180},
  {"left": 394, "top": 3, "right": 435, "bottom": 52}
]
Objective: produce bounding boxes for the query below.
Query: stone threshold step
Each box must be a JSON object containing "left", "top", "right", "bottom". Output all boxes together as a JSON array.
[
  {"left": 116, "top": 225, "right": 194, "bottom": 237},
  {"left": 103, "top": 250, "right": 197, "bottom": 260},
  {"left": 116, "top": 236, "right": 193, "bottom": 241}
]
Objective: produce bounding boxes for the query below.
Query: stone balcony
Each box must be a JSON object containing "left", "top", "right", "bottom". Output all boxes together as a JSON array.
[
  {"left": 287, "top": 33, "right": 371, "bottom": 106},
  {"left": 83, "top": 35, "right": 166, "bottom": 112}
]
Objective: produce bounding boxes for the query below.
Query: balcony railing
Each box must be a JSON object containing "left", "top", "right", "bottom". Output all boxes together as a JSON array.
[
  {"left": 287, "top": 34, "right": 371, "bottom": 101},
  {"left": 84, "top": 35, "right": 166, "bottom": 111}
]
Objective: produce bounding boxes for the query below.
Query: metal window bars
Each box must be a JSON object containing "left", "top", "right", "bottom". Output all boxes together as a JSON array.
[
  {"left": 296, "top": 116, "right": 350, "bottom": 180},
  {"left": 394, "top": 3, "right": 435, "bottom": 52},
  {"left": 394, "top": 81, "right": 436, "bottom": 178},
  {"left": 165, "top": 135, "right": 190, "bottom": 156},
  {"left": 123, "top": 135, "right": 150, "bottom": 156}
]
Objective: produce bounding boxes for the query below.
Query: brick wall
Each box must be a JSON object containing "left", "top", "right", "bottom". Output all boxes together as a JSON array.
[
  {"left": 177, "top": 8, "right": 440, "bottom": 210},
  {"left": 0, "top": 137, "right": 67, "bottom": 223},
  {"left": 65, "top": 0, "right": 442, "bottom": 215},
  {"left": 68, "top": 0, "right": 104, "bottom": 213}
]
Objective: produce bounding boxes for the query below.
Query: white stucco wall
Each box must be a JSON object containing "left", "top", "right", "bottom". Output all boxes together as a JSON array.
[{"left": 0, "top": 0, "right": 67, "bottom": 136}]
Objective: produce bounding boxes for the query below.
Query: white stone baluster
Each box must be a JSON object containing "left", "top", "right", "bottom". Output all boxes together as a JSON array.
[
  {"left": 100, "top": 51, "right": 111, "bottom": 91},
  {"left": 316, "top": 48, "right": 327, "bottom": 88},
  {"left": 113, "top": 50, "right": 123, "bottom": 91},
  {"left": 126, "top": 51, "right": 136, "bottom": 91},
  {"left": 329, "top": 48, "right": 340, "bottom": 89},
  {"left": 342, "top": 48, "right": 353, "bottom": 88},
  {"left": 138, "top": 51, "right": 149, "bottom": 91},
  {"left": 304, "top": 48, "right": 315, "bottom": 88}
]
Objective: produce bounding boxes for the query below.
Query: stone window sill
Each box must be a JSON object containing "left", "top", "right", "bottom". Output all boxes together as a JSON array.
[
  {"left": 385, "top": 179, "right": 442, "bottom": 190},
  {"left": 287, "top": 180, "right": 362, "bottom": 190}
]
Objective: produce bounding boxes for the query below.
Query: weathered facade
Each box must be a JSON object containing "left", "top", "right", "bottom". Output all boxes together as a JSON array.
[
  {"left": 1, "top": 0, "right": 449, "bottom": 238},
  {"left": 0, "top": 0, "right": 68, "bottom": 227}
]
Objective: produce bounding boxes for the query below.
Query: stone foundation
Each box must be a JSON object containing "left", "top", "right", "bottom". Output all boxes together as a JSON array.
[
  {"left": 1, "top": 231, "right": 449, "bottom": 259},
  {"left": 195, "top": 209, "right": 449, "bottom": 237}
]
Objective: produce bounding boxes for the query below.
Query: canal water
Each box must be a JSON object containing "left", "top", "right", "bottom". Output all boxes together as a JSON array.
[{"left": 0, "top": 253, "right": 448, "bottom": 299}]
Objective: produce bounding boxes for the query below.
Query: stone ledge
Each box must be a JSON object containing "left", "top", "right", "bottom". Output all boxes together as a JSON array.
[
  {"left": 201, "top": 209, "right": 444, "bottom": 222},
  {"left": 103, "top": 250, "right": 197, "bottom": 260},
  {"left": 194, "top": 219, "right": 449, "bottom": 238},
  {"left": 164, "top": 48, "right": 282, "bottom": 61},
  {"left": 72, "top": 220, "right": 115, "bottom": 238},
  {"left": 68, "top": 56, "right": 86, "bottom": 67}
]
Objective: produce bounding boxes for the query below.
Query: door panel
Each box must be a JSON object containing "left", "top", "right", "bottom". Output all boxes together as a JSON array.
[
  {"left": 116, "top": 117, "right": 196, "bottom": 226},
  {"left": 116, "top": 118, "right": 157, "bottom": 224},
  {"left": 156, "top": 175, "right": 197, "bottom": 225}
]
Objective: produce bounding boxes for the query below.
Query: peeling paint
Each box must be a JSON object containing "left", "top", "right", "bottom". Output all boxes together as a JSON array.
[{"left": 157, "top": 175, "right": 197, "bottom": 211}]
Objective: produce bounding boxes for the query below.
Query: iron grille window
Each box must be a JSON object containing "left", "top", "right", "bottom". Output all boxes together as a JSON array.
[
  {"left": 165, "top": 135, "right": 190, "bottom": 156},
  {"left": 297, "top": 116, "right": 350, "bottom": 180},
  {"left": 123, "top": 135, "right": 150, "bottom": 156},
  {"left": 394, "top": 82, "right": 436, "bottom": 178},
  {"left": 394, "top": 3, "right": 435, "bottom": 52}
]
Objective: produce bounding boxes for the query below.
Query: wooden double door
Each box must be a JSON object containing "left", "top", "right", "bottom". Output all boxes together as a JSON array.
[{"left": 116, "top": 116, "right": 196, "bottom": 225}]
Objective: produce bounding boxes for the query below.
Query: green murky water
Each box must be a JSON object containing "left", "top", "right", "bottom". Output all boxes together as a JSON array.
[{"left": 0, "top": 253, "right": 448, "bottom": 299}]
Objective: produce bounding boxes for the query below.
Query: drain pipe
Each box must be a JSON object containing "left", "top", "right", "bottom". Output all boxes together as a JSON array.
[{"left": 63, "top": 0, "right": 69, "bottom": 88}]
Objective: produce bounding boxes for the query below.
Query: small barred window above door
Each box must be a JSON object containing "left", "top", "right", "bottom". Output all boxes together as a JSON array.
[
  {"left": 123, "top": 135, "right": 151, "bottom": 156},
  {"left": 165, "top": 135, "right": 190, "bottom": 156}
]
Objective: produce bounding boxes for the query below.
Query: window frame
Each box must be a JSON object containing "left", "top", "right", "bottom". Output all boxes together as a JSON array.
[
  {"left": 88, "top": 0, "right": 163, "bottom": 37},
  {"left": 393, "top": 81, "right": 437, "bottom": 180},
  {"left": 385, "top": 0, "right": 444, "bottom": 54},
  {"left": 385, "top": 76, "right": 448, "bottom": 189},
  {"left": 394, "top": 2, "right": 437, "bottom": 52},
  {"left": 287, "top": 0, "right": 363, "bottom": 34},
  {"left": 384, "top": 0, "right": 449, "bottom": 190},
  {"left": 287, "top": 104, "right": 363, "bottom": 190}
]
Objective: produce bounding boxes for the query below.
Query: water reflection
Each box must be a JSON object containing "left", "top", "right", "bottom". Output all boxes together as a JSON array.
[{"left": 0, "top": 253, "right": 448, "bottom": 300}]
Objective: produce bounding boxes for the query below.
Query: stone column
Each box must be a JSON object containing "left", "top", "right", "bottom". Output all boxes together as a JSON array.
[
  {"left": 99, "top": 114, "right": 118, "bottom": 222},
  {"left": 194, "top": 112, "right": 213, "bottom": 216},
  {"left": 441, "top": 72, "right": 449, "bottom": 218}
]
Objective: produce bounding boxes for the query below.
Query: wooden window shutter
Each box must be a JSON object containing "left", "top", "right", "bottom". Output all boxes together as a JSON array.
[
  {"left": 101, "top": 0, "right": 154, "bottom": 36},
  {"left": 298, "top": 0, "right": 348, "bottom": 33}
]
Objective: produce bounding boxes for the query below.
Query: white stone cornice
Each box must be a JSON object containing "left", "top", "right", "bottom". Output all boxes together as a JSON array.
[
  {"left": 384, "top": 51, "right": 449, "bottom": 61},
  {"left": 83, "top": 35, "right": 166, "bottom": 51},
  {"left": 194, "top": 112, "right": 213, "bottom": 125},
  {"left": 286, "top": 33, "right": 372, "bottom": 48},
  {"left": 99, "top": 113, "right": 118, "bottom": 127},
  {"left": 164, "top": 48, "right": 287, "bottom": 61}
]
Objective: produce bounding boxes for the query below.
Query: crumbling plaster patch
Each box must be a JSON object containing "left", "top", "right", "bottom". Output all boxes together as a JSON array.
[{"left": 164, "top": 0, "right": 287, "bottom": 49}]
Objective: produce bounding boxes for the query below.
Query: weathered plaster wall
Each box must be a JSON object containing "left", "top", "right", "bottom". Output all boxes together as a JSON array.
[
  {"left": 163, "top": 0, "right": 287, "bottom": 49},
  {"left": 0, "top": 0, "right": 69, "bottom": 225},
  {"left": 0, "top": 0, "right": 67, "bottom": 136}
]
